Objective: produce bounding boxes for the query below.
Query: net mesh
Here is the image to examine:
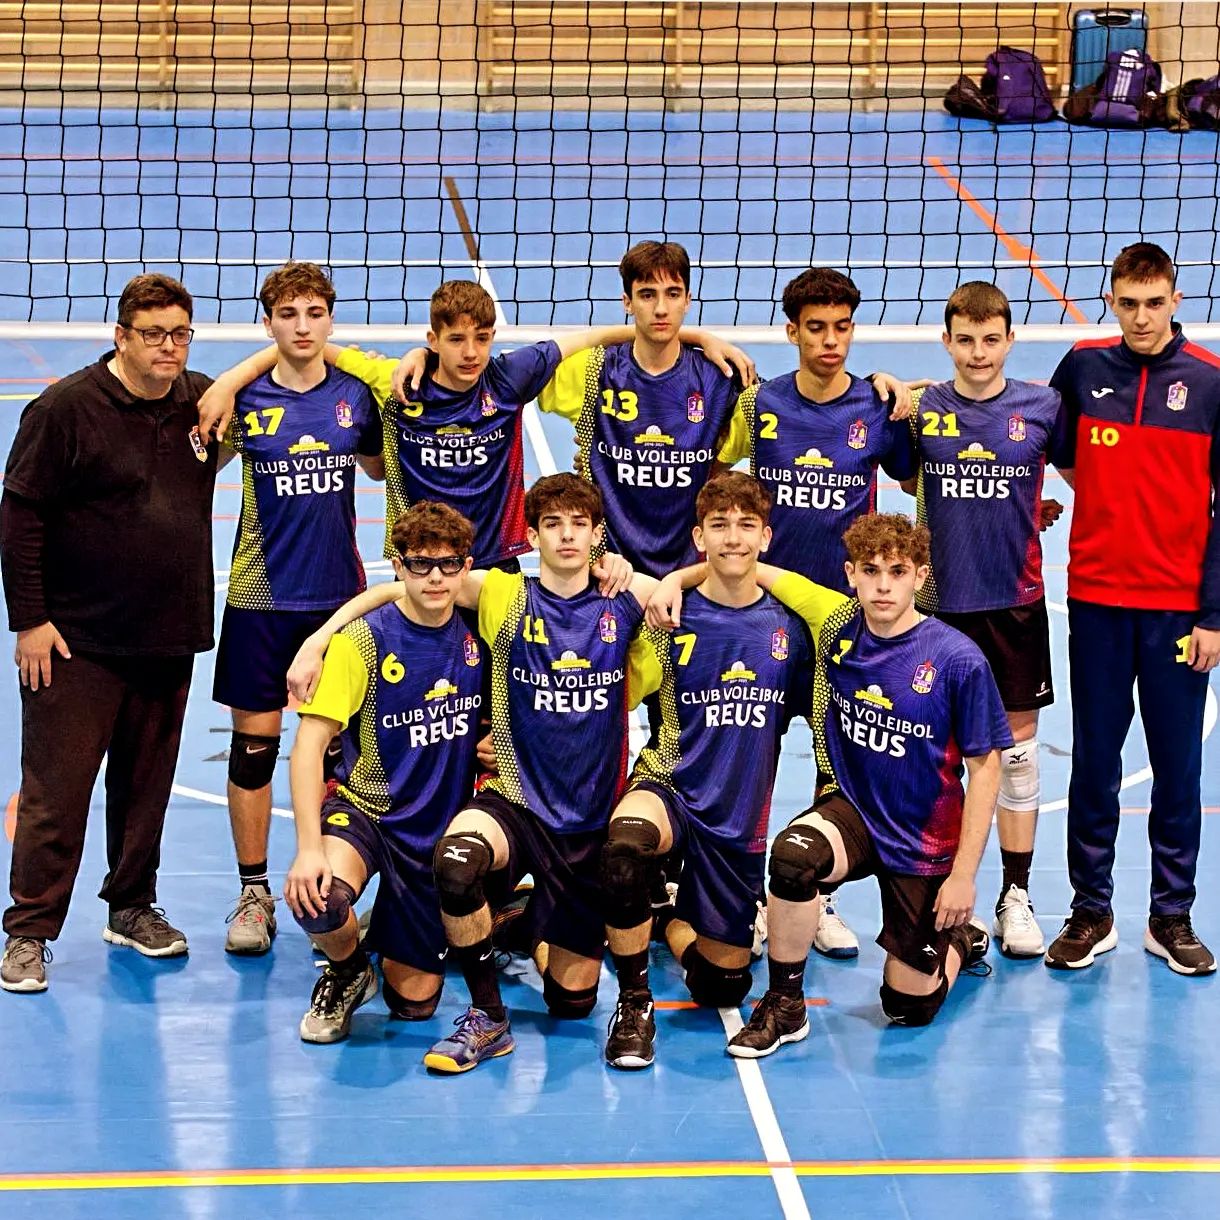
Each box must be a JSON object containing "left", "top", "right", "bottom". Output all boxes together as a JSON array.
[{"left": 1, "top": 1, "right": 1218, "bottom": 327}]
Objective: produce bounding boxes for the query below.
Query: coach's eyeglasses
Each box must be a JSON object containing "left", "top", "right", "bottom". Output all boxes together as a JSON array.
[
  {"left": 398, "top": 555, "right": 467, "bottom": 577},
  {"left": 127, "top": 326, "right": 196, "bottom": 348}
]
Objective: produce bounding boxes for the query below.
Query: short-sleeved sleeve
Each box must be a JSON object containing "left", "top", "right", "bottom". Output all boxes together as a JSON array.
[
  {"left": 354, "top": 383, "right": 384, "bottom": 457},
  {"left": 335, "top": 349, "right": 396, "bottom": 407},
  {"left": 1048, "top": 352, "right": 1079, "bottom": 468},
  {"left": 477, "top": 566, "right": 523, "bottom": 645},
  {"left": 537, "top": 347, "right": 594, "bottom": 423},
  {"left": 4, "top": 399, "right": 72, "bottom": 503},
  {"left": 951, "top": 654, "right": 1014, "bottom": 758},
  {"left": 298, "top": 630, "right": 370, "bottom": 729},
  {"left": 626, "top": 627, "right": 665, "bottom": 707},
  {"left": 769, "top": 571, "right": 853, "bottom": 644},
  {"left": 880, "top": 415, "right": 917, "bottom": 480},
  {"left": 716, "top": 384, "right": 754, "bottom": 465},
  {"left": 494, "top": 341, "right": 563, "bottom": 403},
  {"left": 1046, "top": 388, "right": 1073, "bottom": 470}
]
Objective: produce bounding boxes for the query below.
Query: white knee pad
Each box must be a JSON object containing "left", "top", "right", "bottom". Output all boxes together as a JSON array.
[{"left": 999, "top": 740, "right": 1040, "bottom": 813}]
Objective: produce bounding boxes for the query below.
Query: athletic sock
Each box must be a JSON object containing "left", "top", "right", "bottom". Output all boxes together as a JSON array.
[
  {"left": 768, "top": 955, "right": 807, "bottom": 999},
  {"left": 238, "top": 859, "right": 270, "bottom": 894},
  {"left": 1000, "top": 849, "right": 1033, "bottom": 897},
  {"left": 452, "top": 936, "right": 506, "bottom": 1022},
  {"left": 612, "top": 948, "right": 650, "bottom": 996},
  {"left": 328, "top": 943, "right": 369, "bottom": 977}
]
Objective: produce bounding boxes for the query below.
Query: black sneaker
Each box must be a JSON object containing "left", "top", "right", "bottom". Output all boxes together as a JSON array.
[
  {"left": 1145, "top": 914, "right": 1216, "bottom": 976},
  {"left": 726, "top": 990, "right": 809, "bottom": 1059},
  {"left": 1044, "top": 910, "right": 1117, "bottom": 970},
  {"left": 103, "top": 906, "right": 188, "bottom": 957},
  {"left": 299, "top": 961, "right": 378, "bottom": 1043},
  {"left": 605, "top": 990, "right": 656, "bottom": 1070},
  {"left": 955, "top": 917, "right": 992, "bottom": 977}
]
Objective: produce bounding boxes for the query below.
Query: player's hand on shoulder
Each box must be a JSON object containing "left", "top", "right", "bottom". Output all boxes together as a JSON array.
[
  {"left": 284, "top": 849, "right": 332, "bottom": 919},
  {"left": 870, "top": 372, "right": 917, "bottom": 421},
  {"left": 287, "top": 639, "right": 327, "bottom": 704},
  {"left": 391, "top": 347, "right": 432, "bottom": 400},
  {"left": 1188, "top": 625, "right": 1220, "bottom": 673},
  {"left": 700, "top": 335, "right": 757, "bottom": 385},
  {"left": 14, "top": 621, "right": 71, "bottom": 691},
  {"left": 1038, "top": 498, "right": 1065, "bottom": 531},
  {"left": 932, "top": 871, "right": 975, "bottom": 931},
  {"left": 646, "top": 572, "right": 686, "bottom": 630},
  {"left": 592, "top": 552, "right": 634, "bottom": 598},
  {"left": 197, "top": 379, "right": 236, "bottom": 442}
]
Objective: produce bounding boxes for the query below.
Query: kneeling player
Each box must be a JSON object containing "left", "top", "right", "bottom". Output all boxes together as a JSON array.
[
  {"left": 727, "top": 514, "right": 1012, "bottom": 1057},
  {"left": 283, "top": 502, "right": 483, "bottom": 1043},
  {"left": 601, "top": 472, "right": 841, "bottom": 1069}
]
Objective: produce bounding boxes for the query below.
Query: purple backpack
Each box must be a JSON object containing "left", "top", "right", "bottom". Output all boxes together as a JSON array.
[
  {"left": 1090, "top": 47, "right": 1162, "bottom": 127},
  {"left": 982, "top": 47, "right": 1057, "bottom": 123}
]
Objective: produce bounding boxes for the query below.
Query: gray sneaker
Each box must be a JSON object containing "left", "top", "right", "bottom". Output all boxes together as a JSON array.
[
  {"left": 299, "top": 961, "right": 378, "bottom": 1044},
  {"left": 225, "top": 886, "right": 277, "bottom": 955},
  {"left": 103, "top": 906, "right": 188, "bottom": 957},
  {"left": 1, "top": 936, "right": 51, "bottom": 992}
]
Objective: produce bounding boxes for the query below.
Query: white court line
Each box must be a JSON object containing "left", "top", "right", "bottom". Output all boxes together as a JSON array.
[
  {"left": 1039, "top": 600, "right": 1218, "bottom": 813},
  {"left": 719, "top": 1008, "right": 813, "bottom": 1220}
]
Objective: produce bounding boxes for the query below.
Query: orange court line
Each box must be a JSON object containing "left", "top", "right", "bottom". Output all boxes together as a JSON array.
[
  {"left": 0, "top": 377, "right": 56, "bottom": 384},
  {"left": 926, "top": 156, "right": 1089, "bottom": 324},
  {"left": 6, "top": 1156, "right": 1220, "bottom": 1192},
  {"left": 4, "top": 792, "right": 16, "bottom": 843}
]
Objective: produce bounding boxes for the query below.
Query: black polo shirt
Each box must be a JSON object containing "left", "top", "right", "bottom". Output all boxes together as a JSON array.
[{"left": 2, "top": 353, "right": 217, "bottom": 656}]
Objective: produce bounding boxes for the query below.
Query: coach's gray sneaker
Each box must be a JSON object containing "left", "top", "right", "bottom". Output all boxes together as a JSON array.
[
  {"left": 225, "top": 886, "right": 277, "bottom": 955},
  {"left": 103, "top": 906, "right": 188, "bottom": 957},
  {"left": 299, "top": 960, "right": 378, "bottom": 1044},
  {"left": 1, "top": 936, "right": 51, "bottom": 992}
]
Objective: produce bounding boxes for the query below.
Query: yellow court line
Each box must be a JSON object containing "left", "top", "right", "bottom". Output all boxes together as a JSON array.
[
  {"left": 5, "top": 1157, "right": 1220, "bottom": 1192},
  {"left": 0, "top": 393, "right": 36, "bottom": 400}
]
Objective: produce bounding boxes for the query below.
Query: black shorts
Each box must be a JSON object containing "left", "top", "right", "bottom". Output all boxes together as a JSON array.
[
  {"left": 632, "top": 780, "right": 763, "bottom": 951},
  {"left": 319, "top": 800, "right": 460, "bottom": 974},
  {"left": 937, "top": 599, "right": 1053, "bottom": 713},
  {"left": 463, "top": 789, "right": 606, "bottom": 961},
  {"left": 801, "top": 793, "right": 953, "bottom": 977},
  {"left": 213, "top": 604, "right": 335, "bottom": 713}
]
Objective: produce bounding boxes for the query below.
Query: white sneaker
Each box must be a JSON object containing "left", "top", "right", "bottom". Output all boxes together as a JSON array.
[
  {"left": 813, "top": 892, "right": 859, "bottom": 959},
  {"left": 992, "top": 884, "right": 1045, "bottom": 957},
  {"left": 751, "top": 900, "right": 768, "bottom": 961}
]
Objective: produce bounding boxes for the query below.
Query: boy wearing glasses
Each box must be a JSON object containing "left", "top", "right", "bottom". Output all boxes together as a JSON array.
[
  {"left": 214, "top": 263, "right": 383, "bottom": 956},
  {"left": 2, "top": 274, "right": 216, "bottom": 990},
  {"left": 283, "top": 502, "right": 486, "bottom": 1043}
]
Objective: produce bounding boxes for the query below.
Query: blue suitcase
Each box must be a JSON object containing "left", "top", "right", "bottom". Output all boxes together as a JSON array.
[{"left": 1071, "top": 9, "right": 1149, "bottom": 92}]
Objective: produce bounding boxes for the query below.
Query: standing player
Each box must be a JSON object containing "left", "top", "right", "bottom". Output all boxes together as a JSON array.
[
  {"left": 1046, "top": 242, "right": 1220, "bottom": 974},
  {"left": 600, "top": 472, "right": 832, "bottom": 1070},
  {"left": 283, "top": 502, "right": 485, "bottom": 1042},
  {"left": 215, "top": 263, "right": 383, "bottom": 955},
  {"left": 715, "top": 267, "right": 916, "bottom": 958},
  {"left": 903, "top": 282, "right": 1071, "bottom": 956},
  {"left": 726, "top": 514, "right": 1010, "bottom": 1057}
]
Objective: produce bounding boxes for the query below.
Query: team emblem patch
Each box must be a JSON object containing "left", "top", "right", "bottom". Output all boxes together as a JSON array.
[
  {"left": 847, "top": 418, "right": 868, "bottom": 450},
  {"left": 481, "top": 390, "right": 498, "bottom": 417},
  {"left": 463, "top": 633, "right": 480, "bottom": 667},
  {"left": 599, "top": 610, "right": 618, "bottom": 644},
  {"left": 1167, "top": 381, "right": 1188, "bottom": 412},
  {"left": 686, "top": 392, "right": 705, "bottom": 423},
  {"left": 1008, "top": 414, "right": 1026, "bottom": 442},
  {"left": 335, "top": 399, "right": 353, "bottom": 429},
  {"left": 912, "top": 660, "right": 937, "bottom": 694},
  {"left": 188, "top": 425, "right": 208, "bottom": 462},
  {"left": 770, "top": 628, "right": 789, "bottom": 661}
]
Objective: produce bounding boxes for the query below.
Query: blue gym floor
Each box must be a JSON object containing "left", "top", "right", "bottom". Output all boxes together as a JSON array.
[{"left": 0, "top": 105, "right": 1218, "bottom": 1220}]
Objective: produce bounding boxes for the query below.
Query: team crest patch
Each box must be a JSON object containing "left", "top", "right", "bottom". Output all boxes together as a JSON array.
[
  {"left": 481, "top": 390, "right": 498, "bottom": 417},
  {"left": 599, "top": 610, "right": 618, "bottom": 644},
  {"left": 1008, "top": 414, "right": 1026, "bottom": 442},
  {"left": 770, "top": 627, "right": 789, "bottom": 661},
  {"left": 912, "top": 660, "right": 937, "bottom": 694},
  {"left": 187, "top": 425, "right": 208, "bottom": 462},
  {"left": 686, "top": 392, "right": 705, "bottom": 423},
  {"left": 1167, "top": 381, "right": 1188, "bottom": 412},
  {"left": 335, "top": 399, "right": 353, "bottom": 428},
  {"left": 847, "top": 418, "right": 868, "bottom": 450},
  {"left": 463, "top": 633, "right": 480, "bottom": 667}
]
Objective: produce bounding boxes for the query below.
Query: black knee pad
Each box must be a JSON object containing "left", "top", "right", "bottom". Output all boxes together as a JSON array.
[
  {"left": 880, "top": 977, "right": 948, "bottom": 1027},
  {"left": 542, "top": 970, "right": 598, "bottom": 1019},
  {"left": 293, "top": 877, "right": 356, "bottom": 937},
  {"left": 682, "top": 945, "right": 752, "bottom": 1008},
  {"left": 768, "top": 821, "right": 834, "bottom": 903},
  {"left": 600, "top": 815, "right": 662, "bottom": 929},
  {"left": 432, "top": 832, "right": 493, "bottom": 917},
  {"left": 383, "top": 977, "right": 442, "bottom": 1021},
  {"left": 322, "top": 733, "right": 344, "bottom": 783},
  {"left": 228, "top": 731, "right": 280, "bottom": 791}
]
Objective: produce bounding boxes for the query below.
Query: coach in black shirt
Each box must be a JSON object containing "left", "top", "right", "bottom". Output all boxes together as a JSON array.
[{"left": 0, "top": 274, "right": 216, "bottom": 991}]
